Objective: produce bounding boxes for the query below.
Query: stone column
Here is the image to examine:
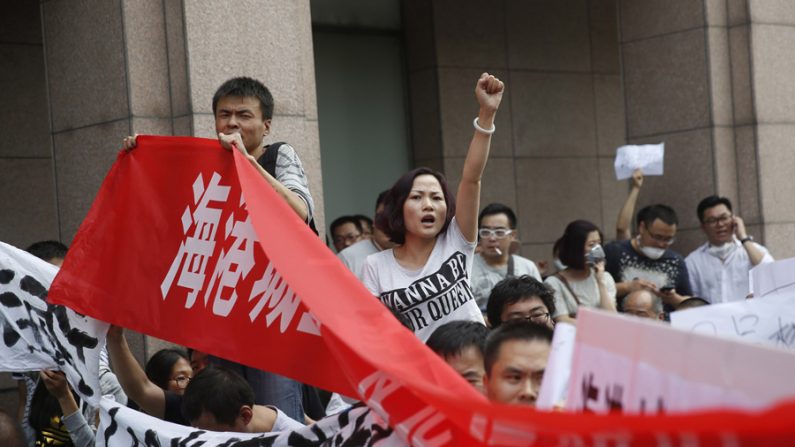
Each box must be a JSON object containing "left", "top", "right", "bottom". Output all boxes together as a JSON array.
[{"left": 619, "top": 0, "right": 795, "bottom": 257}]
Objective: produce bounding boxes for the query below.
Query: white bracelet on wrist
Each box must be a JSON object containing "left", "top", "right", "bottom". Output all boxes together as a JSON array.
[{"left": 473, "top": 117, "right": 496, "bottom": 135}]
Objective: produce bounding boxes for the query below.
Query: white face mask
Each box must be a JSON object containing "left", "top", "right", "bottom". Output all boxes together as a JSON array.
[
  {"left": 707, "top": 242, "right": 736, "bottom": 259},
  {"left": 553, "top": 259, "right": 567, "bottom": 271},
  {"left": 637, "top": 237, "right": 665, "bottom": 260}
]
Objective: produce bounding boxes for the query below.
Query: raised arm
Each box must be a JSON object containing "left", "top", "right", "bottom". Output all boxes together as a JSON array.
[
  {"left": 615, "top": 169, "right": 643, "bottom": 240},
  {"left": 456, "top": 73, "right": 505, "bottom": 242},
  {"left": 106, "top": 326, "right": 167, "bottom": 419}
]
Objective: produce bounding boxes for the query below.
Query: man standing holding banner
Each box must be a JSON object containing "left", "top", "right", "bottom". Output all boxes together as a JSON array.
[
  {"left": 122, "top": 76, "right": 314, "bottom": 422},
  {"left": 686, "top": 195, "right": 773, "bottom": 303}
]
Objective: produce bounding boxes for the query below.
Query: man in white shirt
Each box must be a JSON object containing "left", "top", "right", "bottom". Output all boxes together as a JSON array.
[
  {"left": 685, "top": 195, "right": 773, "bottom": 303},
  {"left": 338, "top": 191, "right": 394, "bottom": 281},
  {"left": 470, "top": 203, "right": 541, "bottom": 311}
]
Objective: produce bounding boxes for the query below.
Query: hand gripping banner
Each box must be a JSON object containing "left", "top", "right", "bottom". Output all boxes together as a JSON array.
[{"left": 50, "top": 136, "right": 795, "bottom": 446}]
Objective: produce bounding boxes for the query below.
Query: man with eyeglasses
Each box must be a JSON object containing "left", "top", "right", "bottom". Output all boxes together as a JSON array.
[
  {"left": 486, "top": 275, "right": 555, "bottom": 329},
  {"left": 471, "top": 203, "right": 541, "bottom": 312},
  {"left": 685, "top": 196, "right": 773, "bottom": 303},
  {"left": 329, "top": 215, "right": 364, "bottom": 253},
  {"left": 604, "top": 204, "right": 692, "bottom": 311}
]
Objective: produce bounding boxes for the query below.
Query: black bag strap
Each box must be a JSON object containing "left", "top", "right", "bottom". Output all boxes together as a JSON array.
[
  {"left": 507, "top": 254, "right": 515, "bottom": 277},
  {"left": 554, "top": 272, "right": 582, "bottom": 306},
  {"left": 256, "top": 142, "right": 319, "bottom": 236}
]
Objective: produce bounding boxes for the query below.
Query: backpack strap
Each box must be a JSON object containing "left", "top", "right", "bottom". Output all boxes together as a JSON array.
[
  {"left": 507, "top": 254, "right": 515, "bottom": 277},
  {"left": 256, "top": 142, "right": 319, "bottom": 236}
]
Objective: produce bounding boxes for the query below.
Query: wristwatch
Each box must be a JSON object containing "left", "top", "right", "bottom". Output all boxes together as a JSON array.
[{"left": 740, "top": 236, "right": 754, "bottom": 244}]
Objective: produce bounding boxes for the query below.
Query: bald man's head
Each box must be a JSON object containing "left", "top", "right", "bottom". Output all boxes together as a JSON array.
[{"left": 622, "top": 289, "right": 664, "bottom": 320}]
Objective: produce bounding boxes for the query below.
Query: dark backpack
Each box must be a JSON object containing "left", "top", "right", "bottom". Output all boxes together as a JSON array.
[{"left": 256, "top": 142, "right": 319, "bottom": 236}]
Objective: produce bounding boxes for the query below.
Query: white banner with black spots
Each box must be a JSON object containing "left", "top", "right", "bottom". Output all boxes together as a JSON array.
[
  {"left": 0, "top": 241, "right": 108, "bottom": 405},
  {"left": 97, "top": 397, "right": 401, "bottom": 447}
]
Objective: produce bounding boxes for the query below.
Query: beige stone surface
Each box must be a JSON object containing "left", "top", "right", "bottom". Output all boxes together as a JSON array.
[
  {"left": 408, "top": 69, "right": 443, "bottom": 163},
  {"left": 750, "top": 25, "right": 795, "bottom": 123},
  {"left": 511, "top": 72, "right": 596, "bottom": 158},
  {"left": 729, "top": 25, "right": 754, "bottom": 125},
  {"left": 164, "top": 0, "right": 190, "bottom": 117},
  {"left": 707, "top": 27, "right": 734, "bottom": 126},
  {"left": 0, "top": 44, "right": 51, "bottom": 158},
  {"left": 733, "top": 124, "right": 760, "bottom": 223},
  {"left": 438, "top": 68, "right": 512, "bottom": 158},
  {"left": 757, "top": 124, "right": 795, "bottom": 223},
  {"left": 712, "top": 126, "right": 738, "bottom": 200},
  {"left": 132, "top": 117, "right": 174, "bottom": 137},
  {"left": 433, "top": 0, "right": 507, "bottom": 69},
  {"left": 0, "top": 158, "right": 59, "bottom": 249},
  {"left": 53, "top": 120, "right": 129, "bottom": 243},
  {"left": 672, "top": 227, "right": 704, "bottom": 256},
  {"left": 590, "top": 12, "right": 621, "bottom": 74},
  {"left": 598, "top": 156, "right": 630, "bottom": 236},
  {"left": 761, "top": 222, "right": 795, "bottom": 259},
  {"left": 123, "top": 1, "right": 171, "bottom": 117},
  {"left": 594, "top": 74, "right": 626, "bottom": 156},
  {"left": 173, "top": 115, "right": 193, "bottom": 136},
  {"left": 620, "top": 0, "right": 705, "bottom": 42},
  {"left": 506, "top": 0, "right": 591, "bottom": 72},
  {"left": 0, "top": 1, "right": 41, "bottom": 44},
  {"left": 520, "top": 242, "right": 555, "bottom": 271},
  {"left": 43, "top": 0, "right": 129, "bottom": 132},
  {"left": 516, "top": 157, "right": 603, "bottom": 243},
  {"left": 706, "top": 0, "right": 729, "bottom": 26},
  {"left": 728, "top": 0, "right": 749, "bottom": 25},
  {"left": 183, "top": 0, "right": 307, "bottom": 117},
  {"left": 623, "top": 29, "right": 710, "bottom": 138},
  {"left": 628, "top": 128, "right": 713, "bottom": 230},
  {"left": 749, "top": 0, "right": 795, "bottom": 25},
  {"left": 443, "top": 157, "right": 518, "bottom": 218},
  {"left": 297, "top": 0, "right": 318, "bottom": 122}
]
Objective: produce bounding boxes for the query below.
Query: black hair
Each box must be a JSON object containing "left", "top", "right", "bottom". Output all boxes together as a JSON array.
[
  {"left": 486, "top": 275, "right": 556, "bottom": 328},
  {"left": 29, "top": 378, "right": 79, "bottom": 436},
  {"left": 375, "top": 190, "right": 390, "bottom": 211},
  {"left": 145, "top": 348, "right": 188, "bottom": 391},
  {"left": 558, "top": 220, "right": 603, "bottom": 270},
  {"left": 330, "top": 215, "right": 364, "bottom": 236},
  {"left": 478, "top": 203, "right": 517, "bottom": 229},
  {"left": 212, "top": 77, "right": 274, "bottom": 120},
  {"left": 25, "top": 240, "right": 68, "bottom": 263},
  {"left": 675, "top": 297, "right": 710, "bottom": 311},
  {"left": 182, "top": 365, "right": 255, "bottom": 427},
  {"left": 696, "top": 195, "right": 733, "bottom": 223},
  {"left": 376, "top": 167, "right": 455, "bottom": 245},
  {"left": 426, "top": 321, "right": 489, "bottom": 359},
  {"left": 484, "top": 320, "right": 553, "bottom": 375},
  {"left": 636, "top": 204, "right": 678, "bottom": 228}
]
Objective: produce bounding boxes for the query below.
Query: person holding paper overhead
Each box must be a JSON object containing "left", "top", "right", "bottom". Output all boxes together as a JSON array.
[{"left": 685, "top": 195, "right": 773, "bottom": 303}]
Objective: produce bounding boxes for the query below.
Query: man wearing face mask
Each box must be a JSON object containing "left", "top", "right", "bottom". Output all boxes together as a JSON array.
[
  {"left": 604, "top": 204, "right": 692, "bottom": 311},
  {"left": 685, "top": 196, "right": 773, "bottom": 303}
]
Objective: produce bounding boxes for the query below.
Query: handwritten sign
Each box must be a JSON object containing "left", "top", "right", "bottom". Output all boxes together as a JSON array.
[
  {"left": 536, "top": 322, "right": 576, "bottom": 410},
  {"left": 670, "top": 291, "right": 795, "bottom": 349},
  {"left": 750, "top": 257, "right": 795, "bottom": 298},
  {"left": 567, "top": 308, "right": 795, "bottom": 414},
  {"left": 614, "top": 143, "right": 664, "bottom": 180}
]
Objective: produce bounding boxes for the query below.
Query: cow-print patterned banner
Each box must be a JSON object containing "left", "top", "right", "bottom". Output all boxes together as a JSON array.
[
  {"left": 0, "top": 241, "right": 108, "bottom": 405},
  {"left": 97, "top": 397, "right": 400, "bottom": 447}
]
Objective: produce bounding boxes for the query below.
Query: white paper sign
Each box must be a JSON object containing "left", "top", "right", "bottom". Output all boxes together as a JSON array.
[
  {"left": 614, "top": 143, "right": 665, "bottom": 180},
  {"left": 670, "top": 290, "right": 795, "bottom": 349},
  {"left": 566, "top": 308, "right": 795, "bottom": 414},
  {"left": 536, "top": 322, "right": 575, "bottom": 410},
  {"left": 750, "top": 257, "right": 795, "bottom": 298}
]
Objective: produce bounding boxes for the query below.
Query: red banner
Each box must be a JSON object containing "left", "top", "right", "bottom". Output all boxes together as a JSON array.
[{"left": 51, "top": 136, "right": 795, "bottom": 445}]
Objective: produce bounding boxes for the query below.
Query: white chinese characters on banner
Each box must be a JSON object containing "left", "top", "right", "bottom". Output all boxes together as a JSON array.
[
  {"left": 566, "top": 308, "right": 795, "bottom": 414},
  {"left": 0, "top": 241, "right": 107, "bottom": 406},
  {"left": 160, "top": 171, "right": 320, "bottom": 335}
]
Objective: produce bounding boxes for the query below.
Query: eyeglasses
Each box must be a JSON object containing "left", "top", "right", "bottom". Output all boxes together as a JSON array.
[
  {"left": 170, "top": 375, "right": 192, "bottom": 388},
  {"left": 703, "top": 214, "right": 732, "bottom": 226},
  {"left": 478, "top": 228, "right": 513, "bottom": 239},
  {"left": 507, "top": 312, "right": 550, "bottom": 324}
]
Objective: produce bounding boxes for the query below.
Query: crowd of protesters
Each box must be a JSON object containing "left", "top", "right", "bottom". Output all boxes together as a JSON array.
[{"left": 2, "top": 72, "right": 775, "bottom": 446}]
